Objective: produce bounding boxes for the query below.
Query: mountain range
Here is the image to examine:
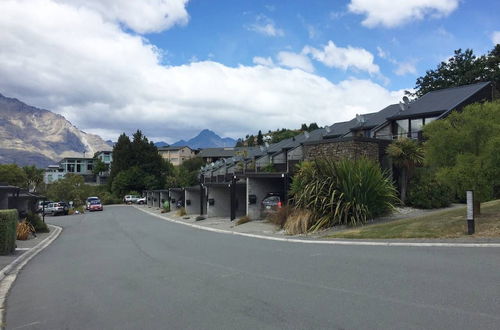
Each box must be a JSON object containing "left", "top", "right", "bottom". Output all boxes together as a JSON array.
[
  {"left": 154, "top": 129, "right": 236, "bottom": 149},
  {"left": 0, "top": 93, "right": 111, "bottom": 168},
  {"left": 0, "top": 93, "right": 237, "bottom": 168}
]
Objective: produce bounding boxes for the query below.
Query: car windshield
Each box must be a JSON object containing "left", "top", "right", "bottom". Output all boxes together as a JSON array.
[{"left": 90, "top": 200, "right": 101, "bottom": 205}]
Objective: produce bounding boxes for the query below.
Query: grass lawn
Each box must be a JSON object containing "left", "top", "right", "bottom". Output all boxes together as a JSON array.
[{"left": 326, "top": 199, "right": 500, "bottom": 239}]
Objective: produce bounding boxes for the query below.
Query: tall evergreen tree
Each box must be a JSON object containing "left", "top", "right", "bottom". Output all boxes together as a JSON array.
[
  {"left": 308, "top": 123, "right": 319, "bottom": 131},
  {"left": 256, "top": 130, "right": 264, "bottom": 145},
  {"left": 109, "top": 133, "right": 132, "bottom": 182}
]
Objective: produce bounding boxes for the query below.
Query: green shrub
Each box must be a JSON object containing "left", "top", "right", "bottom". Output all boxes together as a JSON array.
[
  {"left": 100, "top": 191, "right": 122, "bottom": 205},
  {"left": 26, "top": 212, "right": 49, "bottom": 233},
  {"left": 261, "top": 163, "right": 276, "bottom": 173},
  {"left": 293, "top": 157, "right": 398, "bottom": 231},
  {"left": 0, "top": 209, "right": 18, "bottom": 255},
  {"left": 407, "top": 168, "right": 453, "bottom": 209}
]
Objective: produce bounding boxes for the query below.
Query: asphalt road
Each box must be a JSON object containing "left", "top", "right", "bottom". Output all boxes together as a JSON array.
[{"left": 5, "top": 206, "right": 500, "bottom": 329}]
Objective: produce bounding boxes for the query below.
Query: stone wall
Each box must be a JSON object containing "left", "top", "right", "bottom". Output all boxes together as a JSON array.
[{"left": 304, "top": 138, "right": 380, "bottom": 163}]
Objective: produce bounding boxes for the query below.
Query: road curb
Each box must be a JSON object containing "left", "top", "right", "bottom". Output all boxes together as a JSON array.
[
  {"left": 134, "top": 206, "right": 500, "bottom": 248},
  {"left": 0, "top": 225, "right": 62, "bottom": 329}
]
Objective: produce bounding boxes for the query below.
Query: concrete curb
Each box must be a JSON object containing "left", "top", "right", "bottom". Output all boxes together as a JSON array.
[
  {"left": 134, "top": 206, "right": 500, "bottom": 248},
  {"left": 0, "top": 225, "right": 62, "bottom": 329}
]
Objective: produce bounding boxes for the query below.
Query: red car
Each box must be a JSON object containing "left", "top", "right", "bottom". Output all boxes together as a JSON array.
[{"left": 88, "top": 200, "right": 103, "bottom": 211}]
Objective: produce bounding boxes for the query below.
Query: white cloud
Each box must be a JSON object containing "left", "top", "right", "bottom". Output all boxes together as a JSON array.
[
  {"left": 253, "top": 56, "right": 275, "bottom": 67},
  {"left": 348, "top": 0, "right": 460, "bottom": 28},
  {"left": 277, "top": 51, "right": 314, "bottom": 72},
  {"left": 395, "top": 62, "right": 417, "bottom": 76},
  {"left": 376, "top": 46, "right": 388, "bottom": 59},
  {"left": 57, "top": 0, "right": 190, "bottom": 33},
  {"left": 247, "top": 14, "right": 284, "bottom": 37},
  {"left": 0, "top": 0, "right": 404, "bottom": 142},
  {"left": 304, "top": 41, "right": 379, "bottom": 74},
  {"left": 492, "top": 31, "right": 500, "bottom": 45},
  {"left": 377, "top": 46, "right": 418, "bottom": 76}
]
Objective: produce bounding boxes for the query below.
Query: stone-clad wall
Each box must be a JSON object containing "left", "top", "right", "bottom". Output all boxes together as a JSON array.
[{"left": 304, "top": 139, "right": 380, "bottom": 163}]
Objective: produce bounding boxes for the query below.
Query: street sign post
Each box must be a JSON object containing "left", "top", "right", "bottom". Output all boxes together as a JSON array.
[{"left": 466, "top": 190, "right": 475, "bottom": 235}]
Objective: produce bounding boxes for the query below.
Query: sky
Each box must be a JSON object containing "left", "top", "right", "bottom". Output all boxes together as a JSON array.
[{"left": 0, "top": 0, "right": 499, "bottom": 143}]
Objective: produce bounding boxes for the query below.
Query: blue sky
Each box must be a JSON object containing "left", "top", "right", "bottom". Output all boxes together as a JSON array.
[
  {"left": 0, "top": 0, "right": 499, "bottom": 142},
  {"left": 150, "top": 0, "right": 498, "bottom": 90}
]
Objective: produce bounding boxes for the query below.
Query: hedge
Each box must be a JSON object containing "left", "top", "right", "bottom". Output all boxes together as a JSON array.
[{"left": 0, "top": 209, "right": 18, "bottom": 255}]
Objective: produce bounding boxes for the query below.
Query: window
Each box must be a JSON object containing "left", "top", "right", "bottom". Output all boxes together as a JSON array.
[
  {"left": 104, "top": 155, "right": 110, "bottom": 162},
  {"left": 410, "top": 118, "right": 424, "bottom": 139},
  {"left": 68, "top": 164, "right": 75, "bottom": 172},
  {"left": 87, "top": 163, "right": 93, "bottom": 171},
  {"left": 395, "top": 119, "right": 409, "bottom": 138},
  {"left": 76, "top": 164, "right": 81, "bottom": 173},
  {"left": 424, "top": 116, "right": 438, "bottom": 124}
]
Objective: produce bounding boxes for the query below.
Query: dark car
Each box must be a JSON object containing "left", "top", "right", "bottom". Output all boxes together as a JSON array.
[
  {"left": 88, "top": 199, "right": 103, "bottom": 211},
  {"left": 260, "top": 192, "right": 284, "bottom": 218}
]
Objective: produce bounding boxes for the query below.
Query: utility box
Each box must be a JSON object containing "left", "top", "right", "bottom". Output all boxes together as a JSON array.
[{"left": 248, "top": 194, "right": 257, "bottom": 204}]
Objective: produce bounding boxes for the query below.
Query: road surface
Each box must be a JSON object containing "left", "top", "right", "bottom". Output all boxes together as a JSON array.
[{"left": 5, "top": 206, "right": 500, "bottom": 329}]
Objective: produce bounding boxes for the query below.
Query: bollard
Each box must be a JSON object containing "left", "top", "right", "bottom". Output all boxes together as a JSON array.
[{"left": 466, "top": 190, "right": 475, "bottom": 235}]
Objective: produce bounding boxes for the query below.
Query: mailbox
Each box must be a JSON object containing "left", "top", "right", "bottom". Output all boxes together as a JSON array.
[
  {"left": 208, "top": 198, "right": 215, "bottom": 206},
  {"left": 186, "top": 199, "right": 191, "bottom": 206},
  {"left": 248, "top": 194, "right": 257, "bottom": 204}
]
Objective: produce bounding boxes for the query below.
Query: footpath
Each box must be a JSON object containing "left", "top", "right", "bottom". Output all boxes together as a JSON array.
[
  {"left": 0, "top": 225, "right": 62, "bottom": 327},
  {"left": 134, "top": 205, "right": 500, "bottom": 247}
]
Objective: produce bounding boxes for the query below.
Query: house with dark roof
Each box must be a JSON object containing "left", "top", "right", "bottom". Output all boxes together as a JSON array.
[
  {"left": 373, "top": 81, "right": 495, "bottom": 140},
  {"left": 147, "top": 81, "right": 499, "bottom": 221}
]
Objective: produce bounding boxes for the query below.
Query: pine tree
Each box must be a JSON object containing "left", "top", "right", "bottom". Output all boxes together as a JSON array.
[{"left": 257, "top": 130, "right": 264, "bottom": 145}]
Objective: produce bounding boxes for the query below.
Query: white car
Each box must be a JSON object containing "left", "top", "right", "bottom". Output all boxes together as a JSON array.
[
  {"left": 123, "top": 195, "right": 140, "bottom": 204},
  {"left": 136, "top": 197, "right": 146, "bottom": 204}
]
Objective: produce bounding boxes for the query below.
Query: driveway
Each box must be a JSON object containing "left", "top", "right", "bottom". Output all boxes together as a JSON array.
[{"left": 5, "top": 205, "right": 500, "bottom": 329}]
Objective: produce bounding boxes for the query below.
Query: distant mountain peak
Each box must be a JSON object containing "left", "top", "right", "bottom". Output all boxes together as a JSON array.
[{"left": 172, "top": 130, "right": 236, "bottom": 149}]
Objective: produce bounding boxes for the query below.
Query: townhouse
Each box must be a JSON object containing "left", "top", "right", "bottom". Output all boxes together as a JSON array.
[{"left": 144, "top": 81, "right": 499, "bottom": 220}]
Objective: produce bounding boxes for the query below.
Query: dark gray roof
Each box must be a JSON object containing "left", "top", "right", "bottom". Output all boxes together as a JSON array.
[
  {"left": 323, "top": 118, "right": 358, "bottom": 139},
  {"left": 352, "top": 104, "right": 401, "bottom": 130},
  {"left": 258, "top": 128, "right": 326, "bottom": 158},
  {"left": 197, "top": 147, "right": 237, "bottom": 158},
  {"left": 197, "top": 146, "right": 263, "bottom": 159},
  {"left": 389, "top": 81, "right": 491, "bottom": 120}
]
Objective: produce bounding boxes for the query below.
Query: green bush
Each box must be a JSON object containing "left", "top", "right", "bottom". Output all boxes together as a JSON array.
[
  {"left": 293, "top": 158, "right": 398, "bottom": 231},
  {"left": 407, "top": 168, "right": 453, "bottom": 209},
  {"left": 0, "top": 209, "right": 18, "bottom": 255},
  {"left": 100, "top": 191, "right": 122, "bottom": 205},
  {"left": 26, "top": 212, "right": 49, "bottom": 233}
]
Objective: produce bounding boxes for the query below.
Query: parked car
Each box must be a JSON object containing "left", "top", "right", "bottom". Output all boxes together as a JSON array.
[
  {"left": 37, "top": 200, "right": 53, "bottom": 213},
  {"left": 260, "top": 192, "right": 284, "bottom": 218},
  {"left": 123, "top": 195, "right": 140, "bottom": 204},
  {"left": 86, "top": 196, "right": 100, "bottom": 210},
  {"left": 88, "top": 199, "right": 103, "bottom": 211},
  {"left": 136, "top": 197, "right": 146, "bottom": 205},
  {"left": 44, "top": 202, "right": 69, "bottom": 216}
]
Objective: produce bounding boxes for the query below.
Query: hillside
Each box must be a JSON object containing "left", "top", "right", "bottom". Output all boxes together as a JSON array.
[{"left": 0, "top": 93, "right": 112, "bottom": 167}]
